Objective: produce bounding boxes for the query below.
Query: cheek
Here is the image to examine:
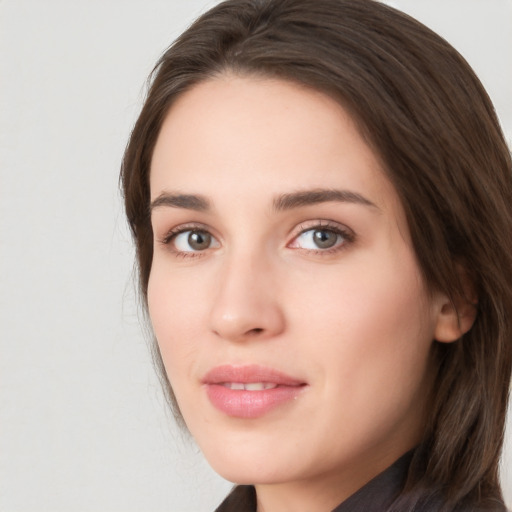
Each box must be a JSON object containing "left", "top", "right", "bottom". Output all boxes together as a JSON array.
[
  {"left": 291, "top": 248, "right": 435, "bottom": 397},
  {"left": 292, "top": 247, "right": 431, "bottom": 344},
  {"left": 147, "top": 266, "right": 207, "bottom": 386},
  {"left": 293, "top": 269, "right": 434, "bottom": 460}
]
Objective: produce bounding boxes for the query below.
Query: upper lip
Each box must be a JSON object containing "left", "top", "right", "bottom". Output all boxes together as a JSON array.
[{"left": 202, "top": 364, "right": 306, "bottom": 386}]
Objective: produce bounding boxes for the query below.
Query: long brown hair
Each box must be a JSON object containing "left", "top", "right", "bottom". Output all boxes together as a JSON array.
[{"left": 121, "top": 0, "right": 512, "bottom": 509}]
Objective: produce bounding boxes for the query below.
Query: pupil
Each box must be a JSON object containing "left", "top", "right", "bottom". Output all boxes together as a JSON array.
[
  {"left": 188, "top": 231, "right": 211, "bottom": 250},
  {"left": 313, "top": 230, "right": 337, "bottom": 249}
]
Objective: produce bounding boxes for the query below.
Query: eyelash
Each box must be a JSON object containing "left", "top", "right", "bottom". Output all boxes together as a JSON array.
[{"left": 157, "top": 221, "right": 355, "bottom": 259}]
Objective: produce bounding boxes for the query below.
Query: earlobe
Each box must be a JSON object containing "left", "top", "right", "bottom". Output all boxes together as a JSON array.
[{"left": 434, "top": 296, "right": 477, "bottom": 343}]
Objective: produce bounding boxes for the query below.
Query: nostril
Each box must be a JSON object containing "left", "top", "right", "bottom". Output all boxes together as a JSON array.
[{"left": 248, "top": 328, "right": 264, "bottom": 336}]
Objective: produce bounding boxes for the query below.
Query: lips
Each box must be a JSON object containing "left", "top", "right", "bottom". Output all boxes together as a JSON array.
[{"left": 202, "top": 365, "right": 307, "bottom": 419}]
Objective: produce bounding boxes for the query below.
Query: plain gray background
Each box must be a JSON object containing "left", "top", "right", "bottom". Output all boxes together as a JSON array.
[{"left": 1, "top": 1, "right": 511, "bottom": 511}]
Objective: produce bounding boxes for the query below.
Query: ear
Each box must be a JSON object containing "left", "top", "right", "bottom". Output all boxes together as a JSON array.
[
  {"left": 434, "top": 271, "right": 478, "bottom": 343},
  {"left": 434, "top": 298, "right": 477, "bottom": 343}
]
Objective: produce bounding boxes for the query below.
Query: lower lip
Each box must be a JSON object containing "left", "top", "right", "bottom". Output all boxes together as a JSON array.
[{"left": 205, "top": 384, "right": 305, "bottom": 419}]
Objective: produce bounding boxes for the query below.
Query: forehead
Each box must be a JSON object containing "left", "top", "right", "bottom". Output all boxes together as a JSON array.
[{"left": 150, "top": 75, "right": 399, "bottom": 216}]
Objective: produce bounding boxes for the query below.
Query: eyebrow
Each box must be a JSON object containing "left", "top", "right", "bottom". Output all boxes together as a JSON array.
[
  {"left": 273, "top": 188, "right": 378, "bottom": 211},
  {"left": 150, "top": 192, "right": 211, "bottom": 212}
]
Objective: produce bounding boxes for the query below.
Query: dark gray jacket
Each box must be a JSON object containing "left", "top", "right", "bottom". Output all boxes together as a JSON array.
[{"left": 215, "top": 451, "right": 507, "bottom": 512}]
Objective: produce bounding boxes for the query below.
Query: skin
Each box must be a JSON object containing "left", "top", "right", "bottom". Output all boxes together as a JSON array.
[{"left": 148, "top": 76, "right": 467, "bottom": 512}]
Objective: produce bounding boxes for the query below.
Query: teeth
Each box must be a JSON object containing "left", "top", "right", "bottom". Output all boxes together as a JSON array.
[
  {"left": 223, "top": 382, "right": 277, "bottom": 391},
  {"left": 245, "top": 382, "right": 275, "bottom": 391}
]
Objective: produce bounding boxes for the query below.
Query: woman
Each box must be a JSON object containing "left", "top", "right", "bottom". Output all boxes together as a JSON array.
[{"left": 121, "top": 0, "right": 512, "bottom": 510}]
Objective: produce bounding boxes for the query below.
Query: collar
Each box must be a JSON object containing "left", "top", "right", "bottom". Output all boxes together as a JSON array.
[{"left": 215, "top": 451, "right": 413, "bottom": 512}]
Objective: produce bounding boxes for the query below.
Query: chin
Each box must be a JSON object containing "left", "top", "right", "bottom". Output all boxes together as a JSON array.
[
  {"left": 207, "top": 457, "right": 295, "bottom": 486},
  {"left": 191, "top": 428, "right": 299, "bottom": 485}
]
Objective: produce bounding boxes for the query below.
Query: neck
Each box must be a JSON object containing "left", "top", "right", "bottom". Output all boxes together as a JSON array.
[{"left": 254, "top": 448, "right": 410, "bottom": 512}]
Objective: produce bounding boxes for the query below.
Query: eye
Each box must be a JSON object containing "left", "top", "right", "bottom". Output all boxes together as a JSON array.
[
  {"left": 290, "top": 224, "right": 352, "bottom": 252},
  {"left": 294, "top": 228, "right": 341, "bottom": 250},
  {"left": 169, "top": 229, "right": 220, "bottom": 253}
]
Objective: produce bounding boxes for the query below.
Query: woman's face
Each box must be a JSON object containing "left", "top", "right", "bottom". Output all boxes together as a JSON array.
[{"left": 148, "top": 76, "right": 448, "bottom": 499}]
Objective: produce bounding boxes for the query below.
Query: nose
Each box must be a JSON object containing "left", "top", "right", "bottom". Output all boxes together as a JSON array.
[{"left": 209, "top": 252, "right": 285, "bottom": 343}]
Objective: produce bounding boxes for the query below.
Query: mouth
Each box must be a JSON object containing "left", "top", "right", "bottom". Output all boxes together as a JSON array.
[{"left": 202, "top": 365, "right": 307, "bottom": 419}]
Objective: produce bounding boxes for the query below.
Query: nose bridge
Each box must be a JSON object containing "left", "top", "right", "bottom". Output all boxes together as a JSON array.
[{"left": 209, "top": 244, "right": 284, "bottom": 342}]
